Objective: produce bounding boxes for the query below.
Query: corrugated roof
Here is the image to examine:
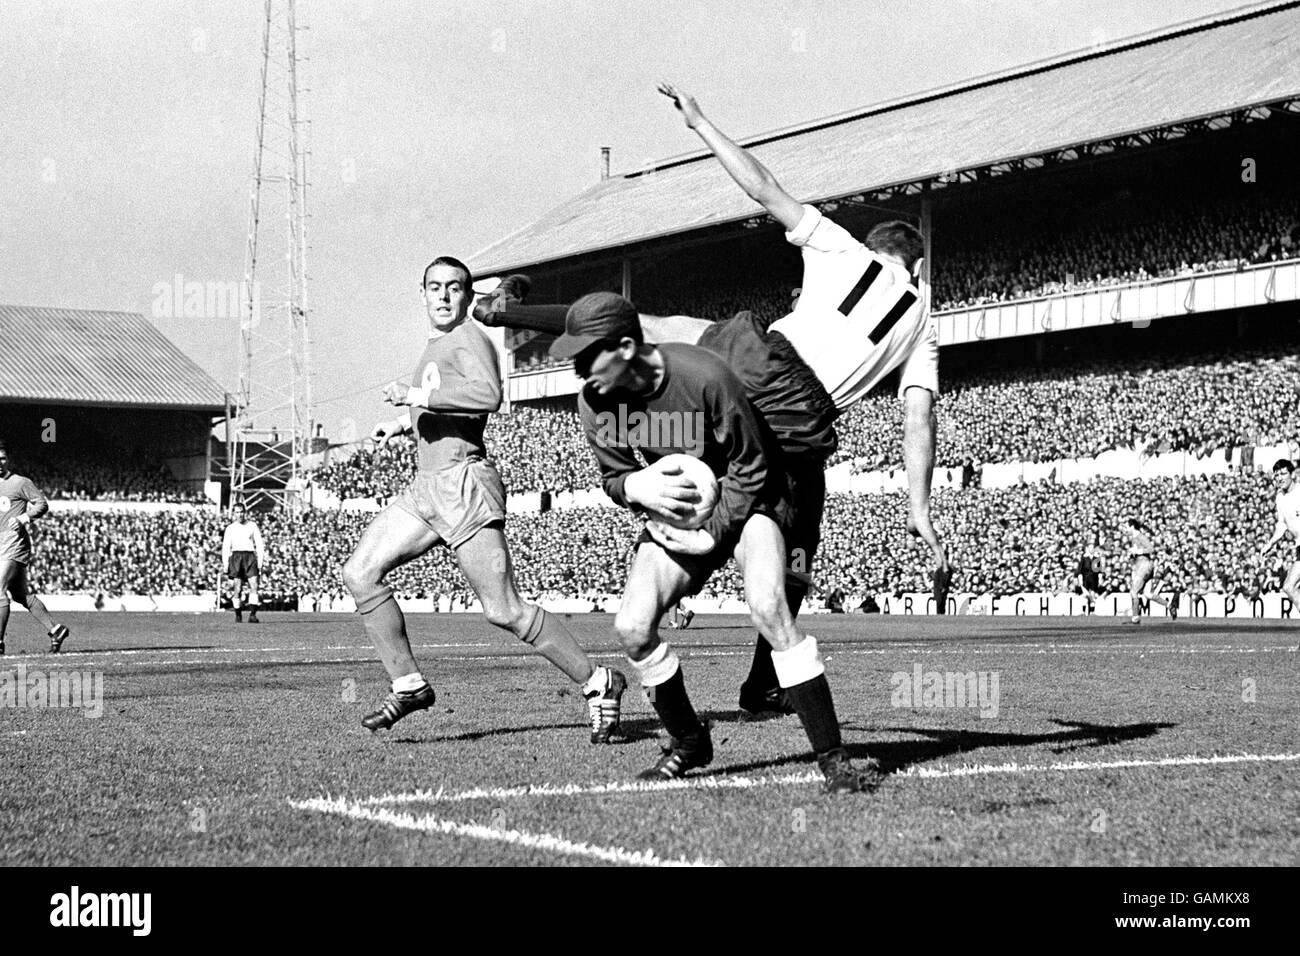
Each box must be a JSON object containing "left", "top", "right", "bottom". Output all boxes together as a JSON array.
[
  {"left": 469, "top": 1, "right": 1300, "bottom": 275},
  {"left": 0, "top": 305, "right": 228, "bottom": 411}
]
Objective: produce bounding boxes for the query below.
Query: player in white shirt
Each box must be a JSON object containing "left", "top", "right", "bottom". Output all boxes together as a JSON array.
[
  {"left": 221, "top": 502, "right": 266, "bottom": 623},
  {"left": 1260, "top": 458, "right": 1300, "bottom": 614},
  {"left": 659, "top": 81, "right": 950, "bottom": 708},
  {"left": 1122, "top": 518, "right": 1178, "bottom": 625},
  {"left": 474, "top": 84, "right": 953, "bottom": 713}
]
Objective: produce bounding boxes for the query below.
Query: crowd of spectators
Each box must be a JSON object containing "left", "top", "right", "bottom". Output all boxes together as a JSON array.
[
  {"left": 26, "top": 470, "right": 1291, "bottom": 605},
  {"left": 311, "top": 342, "right": 1300, "bottom": 498},
  {"left": 18, "top": 449, "right": 204, "bottom": 502},
  {"left": 931, "top": 188, "right": 1299, "bottom": 311},
  {"left": 833, "top": 343, "right": 1300, "bottom": 470},
  {"left": 815, "top": 471, "right": 1283, "bottom": 600}
]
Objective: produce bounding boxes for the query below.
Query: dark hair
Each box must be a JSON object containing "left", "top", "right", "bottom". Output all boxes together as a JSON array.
[
  {"left": 864, "top": 220, "right": 924, "bottom": 275},
  {"left": 1273, "top": 458, "right": 1295, "bottom": 473},
  {"left": 422, "top": 256, "right": 473, "bottom": 289}
]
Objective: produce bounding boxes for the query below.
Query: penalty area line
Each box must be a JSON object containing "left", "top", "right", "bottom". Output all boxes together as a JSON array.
[
  {"left": 289, "top": 796, "right": 721, "bottom": 867},
  {"left": 346, "top": 751, "right": 1300, "bottom": 806}
]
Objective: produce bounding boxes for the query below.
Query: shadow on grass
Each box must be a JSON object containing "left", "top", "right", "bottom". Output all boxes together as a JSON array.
[
  {"left": 699, "top": 717, "right": 1176, "bottom": 778},
  {"left": 390, "top": 720, "right": 661, "bottom": 745}
]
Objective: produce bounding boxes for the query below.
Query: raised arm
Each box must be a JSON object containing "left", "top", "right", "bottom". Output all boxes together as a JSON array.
[{"left": 658, "top": 82, "right": 805, "bottom": 232}]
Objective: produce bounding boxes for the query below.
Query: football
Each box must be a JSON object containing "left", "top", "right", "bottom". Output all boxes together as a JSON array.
[{"left": 645, "top": 453, "right": 719, "bottom": 531}]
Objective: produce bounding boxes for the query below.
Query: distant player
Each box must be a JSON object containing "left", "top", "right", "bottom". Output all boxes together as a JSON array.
[
  {"left": 0, "top": 442, "right": 70, "bottom": 654},
  {"left": 221, "top": 502, "right": 265, "bottom": 623},
  {"left": 555, "top": 291, "right": 874, "bottom": 793},
  {"left": 341, "top": 256, "right": 625, "bottom": 742},
  {"left": 1123, "top": 518, "right": 1178, "bottom": 624},
  {"left": 665, "top": 600, "right": 695, "bottom": 630},
  {"left": 1076, "top": 532, "right": 1105, "bottom": 614},
  {"left": 475, "top": 82, "right": 953, "bottom": 714},
  {"left": 1260, "top": 458, "right": 1300, "bottom": 613}
]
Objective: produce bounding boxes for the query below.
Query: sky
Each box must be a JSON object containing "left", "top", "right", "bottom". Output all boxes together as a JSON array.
[{"left": 0, "top": 0, "right": 1257, "bottom": 438}]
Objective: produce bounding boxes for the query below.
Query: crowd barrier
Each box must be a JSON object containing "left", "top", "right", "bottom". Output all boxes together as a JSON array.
[{"left": 27, "top": 591, "right": 1297, "bottom": 619}]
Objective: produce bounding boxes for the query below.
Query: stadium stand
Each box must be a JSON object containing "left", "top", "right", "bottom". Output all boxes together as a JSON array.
[
  {"left": 0, "top": 306, "right": 227, "bottom": 502},
  {"left": 313, "top": 333, "right": 1300, "bottom": 498},
  {"left": 29, "top": 470, "right": 1289, "bottom": 604}
]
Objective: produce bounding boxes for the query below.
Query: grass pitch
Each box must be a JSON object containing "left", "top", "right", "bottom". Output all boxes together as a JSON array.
[{"left": 1, "top": 612, "right": 1297, "bottom": 866}]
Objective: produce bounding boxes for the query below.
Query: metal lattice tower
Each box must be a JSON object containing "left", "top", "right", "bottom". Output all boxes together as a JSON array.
[{"left": 232, "top": 0, "right": 313, "bottom": 512}]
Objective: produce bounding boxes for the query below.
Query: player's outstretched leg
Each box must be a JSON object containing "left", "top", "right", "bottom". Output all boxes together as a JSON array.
[
  {"left": 0, "top": 560, "right": 15, "bottom": 655},
  {"left": 614, "top": 545, "right": 711, "bottom": 779},
  {"left": 3, "top": 562, "right": 68, "bottom": 653},
  {"left": 472, "top": 274, "right": 712, "bottom": 346},
  {"left": 737, "top": 516, "right": 879, "bottom": 794},
  {"left": 342, "top": 507, "right": 441, "bottom": 732},
  {"left": 455, "top": 525, "right": 627, "bottom": 743}
]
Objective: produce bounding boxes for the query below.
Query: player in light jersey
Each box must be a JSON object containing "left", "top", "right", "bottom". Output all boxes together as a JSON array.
[
  {"left": 221, "top": 502, "right": 266, "bottom": 623},
  {"left": 341, "top": 257, "right": 626, "bottom": 742},
  {"left": 1260, "top": 458, "right": 1300, "bottom": 613},
  {"left": 0, "top": 443, "right": 71, "bottom": 654},
  {"left": 1122, "top": 518, "right": 1178, "bottom": 624},
  {"left": 473, "top": 83, "right": 952, "bottom": 714}
]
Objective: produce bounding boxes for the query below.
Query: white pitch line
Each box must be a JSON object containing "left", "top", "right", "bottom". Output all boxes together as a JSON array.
[
  {"left": 340, "top": 751, "right": 1300, "bottom": 807},
  {"left": 358, "top": 770, "right": 828, "bottom": 806},
  {"left": 895, "top": 751, "right": 1300, "bottom": 778},
  {"left": 289, "top": 796, "right": 721, "bottom": 867}
]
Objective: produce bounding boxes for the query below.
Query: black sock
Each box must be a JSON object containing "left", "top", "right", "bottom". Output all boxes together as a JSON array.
[
  {"left": 783, "top": 674, "right": 843, "bottom": 754},
  {"left": 743, "top": 636, "right": 778, "bottom": 692},
  {"left": 647, "top": 669, "right": 703, "bottom": 741}
]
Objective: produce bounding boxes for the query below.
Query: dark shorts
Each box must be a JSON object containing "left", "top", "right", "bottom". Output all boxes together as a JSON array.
[
  {"left": 697, "top": 311, "right": 840, "bottom": 461},
  {"left": 227, "top": 552, "right": 260, "bottom": 580},
  {"left": 1081, "top": 572, "right": 1101, "bottom": 592},
  {"left": 390, "top": 458, "right": 507, "bottom": 549}
]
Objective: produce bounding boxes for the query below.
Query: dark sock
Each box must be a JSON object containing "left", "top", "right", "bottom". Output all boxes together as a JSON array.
[
  {"left": 495, "top": 302, "right": 568, "bottom": 335},
  {"left": 743, "top": 637, "right": 778, "bottom": 692},
  {"left": 647, "top": 669, "right": 703, "bottom": 741},
  {"left": 783, "top": 674, "right": 843, "bottom": 754}
]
